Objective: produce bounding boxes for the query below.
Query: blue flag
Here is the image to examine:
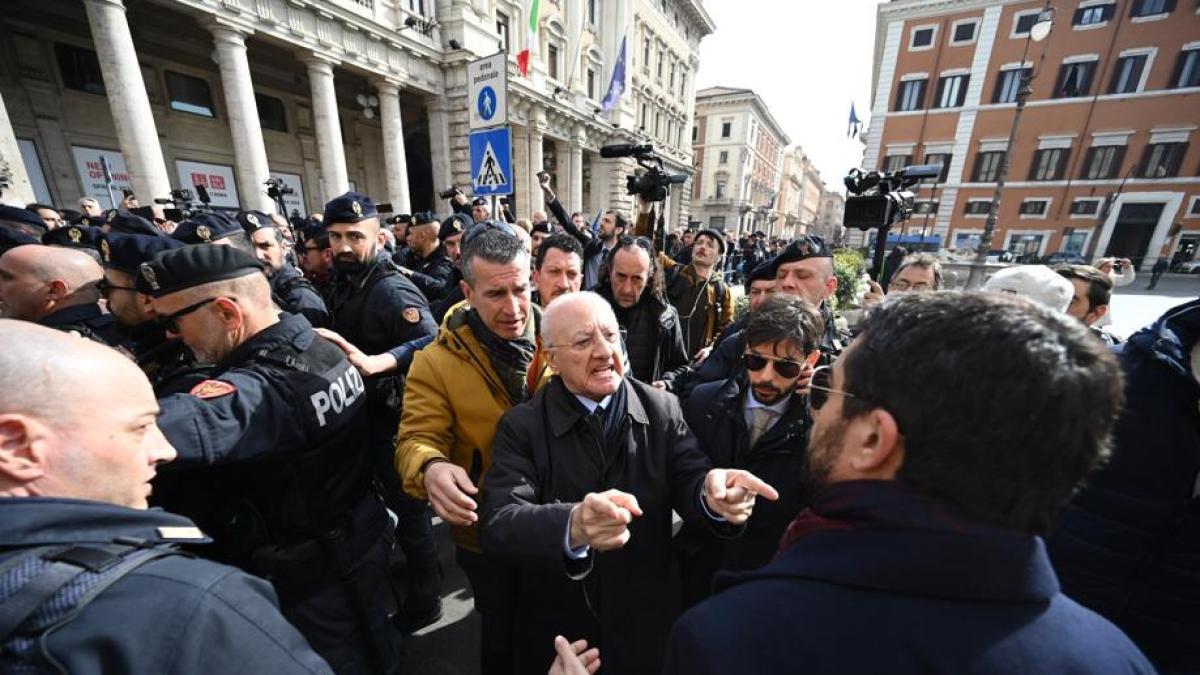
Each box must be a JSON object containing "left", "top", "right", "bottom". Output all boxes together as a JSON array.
[
  {"left": 601, "top": 36, "right": 627, "bottom": 113},
  {"left": 848, "top": 102, "right": 862, "bottom": 138},
  {"left": 590, "top": 208, "right": 604, "bottom": 236}
]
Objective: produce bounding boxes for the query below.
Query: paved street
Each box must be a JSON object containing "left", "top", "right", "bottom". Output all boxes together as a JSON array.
[{"left": 1109, "top": 273, "right": 1199, "bottom": 339}]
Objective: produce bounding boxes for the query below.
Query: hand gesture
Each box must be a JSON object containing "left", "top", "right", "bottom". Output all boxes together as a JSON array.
[
  {"left": 569, "top": 490, "right": 644, "bottom": 551},
  {"left": 862, "top": 280, "right": 885, "bottom": 308},
  {"left": 703, "top": 469, "right": 779, "bottom": 525},
  {"left": 692, "top": 345, "right": 714, "bottom": 365},
  {"left": 423, "top": 461, "right": 479, "bottom": 526},
  {"left": 548, "top": 636, "right": 600, "bottom": 675},
  {"left": 792, "top": 361, "right": 815, "bottom": 396}
]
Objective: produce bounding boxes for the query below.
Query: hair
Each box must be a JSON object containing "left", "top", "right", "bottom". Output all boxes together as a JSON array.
[
  {"left": 219, "top": 230, "right": 255, "bottom": 254},
  {"left": 597, "top": 236, "right": 665, "bottom": 303},
  {"left": 1055, "top": 264, "right": 1113, "bottom": 311},
  {"left": 78, "top": 197, "right": 100, "bottom": 208},
  {"left": 893, "top": 253, "right": 944, "bottom": 290},
  {"left": 26, "top": 203, "right": 58, "bottom": 214},
  {"left": 535, "top": 232, "right": 584, "bottom": 271},
  {"left": 838, "top": 292, "right": 1124, "bottom": 535},
  {"left": 514, "top": 218, "right": 532, "bottom": 234},
  {"left": 461, "top": 228, "right": 528, "bottom": 286},
  {"left": 605, "top": 210, "right": 629, "bottom": 232},
  {"left": 745, "top": 294, "right": 822, "bottom": 355}
]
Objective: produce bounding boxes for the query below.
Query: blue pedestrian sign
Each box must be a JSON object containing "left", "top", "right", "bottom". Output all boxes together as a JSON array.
[
  {"left": 478, "top": 86, "right": 497, "bottom": 122},
  {"left": 469, "top": 127, "right": 513, "bottom": 196},
  {"left": 468, "top": 52, "right": 508, "bottom": 130}
]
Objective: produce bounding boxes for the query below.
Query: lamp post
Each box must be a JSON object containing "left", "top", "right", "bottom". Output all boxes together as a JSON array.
[{"left": 964, "top": 2, "right": 1055, "bottom": 289}]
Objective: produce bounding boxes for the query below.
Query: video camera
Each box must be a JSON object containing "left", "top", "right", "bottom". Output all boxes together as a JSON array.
[
  {"left": 842, "top": 164, "right": 941, "bottom": 232},
  {"left": 600, "top": 143, "right": 688, "bottom": 203},
  {"left": 153, "top": 188, "right": 205, "bottom": 221}
]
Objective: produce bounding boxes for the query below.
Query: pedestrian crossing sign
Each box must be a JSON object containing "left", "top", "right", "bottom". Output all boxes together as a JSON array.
[{"left": 469, "top": 127, "right": 513, "bottom": 196}]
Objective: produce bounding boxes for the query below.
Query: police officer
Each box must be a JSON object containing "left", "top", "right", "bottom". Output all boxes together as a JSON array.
[
  {"left": 107, "top": 209, "right": 169, "bottom": 238},
  {"left": 429, "top": 213, "right": 471, "bottom": 324},
  {"left": 41, "top": 222, "right": 104, "bottom": 259},
  {"left": 144, "top": 245, "right": 401, "bottom": 675},
  {"left": 394, "top": 211, "right": 455, "bottom": 303},
  {"left": 0, "top": 244, "right": 126, "bottom": 347},
  {"left": 172, "top": 211, "right": 247, "bottom": 247},
  {"left": 298, "top": 218, "right": 334, "bottom": 296},
  {"left": 240, "top": 209, "right": 330, "bottom": 328}
]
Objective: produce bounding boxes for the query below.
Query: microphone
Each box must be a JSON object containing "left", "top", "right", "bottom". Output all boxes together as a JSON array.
[{"left": 599, "top": 143, "right": 653, "bottom": 158}]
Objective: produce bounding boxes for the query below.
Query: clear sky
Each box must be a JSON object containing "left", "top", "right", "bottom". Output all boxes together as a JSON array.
[{"left": 695, "top": 0, "right": 884, "bottom": 194}]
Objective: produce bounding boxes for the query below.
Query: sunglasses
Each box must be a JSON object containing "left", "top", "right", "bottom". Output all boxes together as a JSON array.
[
  {"left": 807, "top": 364, "right": 857, "bottom": 415},
  {"left": 156, "top": 297, "right": 221, "bottom": 332},
  {"left": 97, "top": 278, "right": 138, "bottom": 298},
  {"left": 742, "top": 352, "right": 804, "bottom": 380}
]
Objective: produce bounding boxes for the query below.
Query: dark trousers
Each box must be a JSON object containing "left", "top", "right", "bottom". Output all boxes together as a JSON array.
[
  {"left": 456, "top": 548, "right": 518, "bottom": 675},
  {"left": 1149, "top": 270, "right": 1165, "bottom": 289}
]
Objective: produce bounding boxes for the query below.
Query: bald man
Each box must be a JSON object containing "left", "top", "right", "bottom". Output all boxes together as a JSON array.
[
  {"left": 0, "top": 320, "right": 332, "bottom": 674},
  {"left": 0, "top": 244, "right": 124, "bottom": 346}
]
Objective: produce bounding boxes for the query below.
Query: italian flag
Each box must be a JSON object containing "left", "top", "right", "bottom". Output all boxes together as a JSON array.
[{"left": 516, "top": 0, "right": 540, "bottom": 77}]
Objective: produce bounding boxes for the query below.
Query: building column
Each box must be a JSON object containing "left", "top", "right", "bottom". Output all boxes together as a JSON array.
[
  {"left": 553, "top": 139, "right": 570, "bottom": 211},
  {"left": 0, "top": 92, "right": 35, "bottom": 206},
  {"left": 305, "top": 55, "right": 348, "bottom": 202},
  {"left": 527, "top": 107, "right": 545, "bottom": 218},
  {"left": 82, "top": 0, "right": 171, "bottom": 202},
  {"left": 569, "top": 132, "right": 584, "bottom": 215},
  {"left": 209, "top": 22, "right": 273, "bottom": 212},
  {"left": 511, "top": 124, "right": 528, "bottom": 216},
  {"left": 375, "top": 79, "right": 411, "bottom": 214},
  {"left": 426, "top": 98, "right": 452, "bottom": 200}
]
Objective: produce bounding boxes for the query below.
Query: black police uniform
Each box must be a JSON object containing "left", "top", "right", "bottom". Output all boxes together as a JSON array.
[
  {"left": 272, "top": 262, "right": 330, "bottom": 328},
  {"left": 40, "top": 303, "right": 127, "bottom": 349},
  {"left": 323, "top": 192, "right": 442, "bottom": 626},
  {"left": 395, "top": 244, "right": 455, "bottom": 302},
  {"left": 143, "top": 245, "right": 401, "bottom": 675},
  {"left": 0, "top": 498, "right": 333, "bottom": 675}
]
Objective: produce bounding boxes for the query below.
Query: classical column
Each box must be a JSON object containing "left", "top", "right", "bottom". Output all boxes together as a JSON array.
[
  {"left": 209, "top": 22, "right": 273, "bottom": 212},
  {"left": 0, "top": 92, "right": 35, "bottom": 206},
  {"left": 426, "top": 98, "right": 452, "bottom": 197},
  {"left": 375, "top": 79, "right": 411, "bottom": 214},
  {"left": 568, "top": 133, "right": 584, "bottom": 215},
  {"left": 553, "top": 139, "right": 571, "bottom": 212},
  {"left": 510, "top": 124, "right": 528, "bottom": 216},
  {"left": 527, "top": 107, "right": 545, "bottom": 216},
  {"left": 305, "top": 55, "right": 348, "bottom": 202},
  {"left": 82, "top": 0, "right": 171, "bottom": 201}
]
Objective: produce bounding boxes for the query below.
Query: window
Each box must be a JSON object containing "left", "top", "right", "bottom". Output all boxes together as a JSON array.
[
  {"left": 721, "top": 121, "right": 732, "bottom": 138},
  {"left": 55, "top": 43, "right": 105, "bottom": 95},
  {"left": 1191, "top": 196, "right": 1200, "bottom": 216},
  {"left": 679, "top": 72, "right": 687, "bottom": 99},
  {"left": 718, "top": 150, "right": 728, "bottom": 164},
  {"left": 587, "top": 0, "right": 597, "bottom": 25},
  {"left": 669, "top": 60, "right": 676, "bottom": 88},
  {"left": 642, "top": 38, "right": 651, "bottom": 72},
  {"left": 715, "top": 179, "right": 727, "bottom": 199},
  {"left": 993, "top": 67, "right": 1032, "bottom": 103},
  {"left": 895, "top": 78, "right": 927, "bottom": 111},
  {"left": 1013, "top": 11, "right": 1040, "bottom": 37},
  {"left": 1070, "top": 199, "right": 1101, "bottom": 215},
  {"left": 691, "top": 125, "right": 697, "bottom": 142},
  {"left": 1171, "top": 47, "right": 1200, "bottom": 88},
  {"left": 255, "top": 93, "right": 287, "bottom": 132},
  {"left": 654, "top": 112, "right": 662, "bottom": 138},
  {"left": 913, "top": 201, "right": 939, "bottom": 215},
  {"left": 657, "top": 49, "right": 665, "bottom": 80},
  {"left": 547, "top": 44, "right": 560, "bottom": 80},
  {"left": 1029, "top": 148, "right": 1070, "bottom": 181},
  {"left": 586, "top": 68, "right": 596, "bottom": 99},
  {"left": 883, "top": 154, "right": 912, "bottom": 173},
  {"left": 1130, "top": 0, "right": 1174, "bottom": 18},
  {"left": 951, "top": 21, "right": 977, "bottom": 44},
  {"left": 709, "top": 216, "right": 725, "bottom": 229},
  {"left": 1019, "top": 200, "right": 1049, "bottom": 216},
  {"left": 1081, "top": 145, "right": 1126, "bottom": 179},
  {"left": 405, "top": 0, "right": 425, "bottom": 14},
  {"left": 1073, "top": 2, "right": 1115, "bottom": 26},
  {"left": 964, "top": 200, "right": 992, "bottom": 215},
  {"left": 497, "top": 13, "right": 510, "bottom": 51},
  {"left": 936, "top": 74, "right": 969, "bottom": 108},
  {"left": 972, "top": 151, "right": 1006, "bottom": 182},
  {"left": 910, "top": 26, "right": 935, "bottom": 50},
  {"left": 924, "top": 153, "right": 952, "bottom": 182},
  {"left": 1063, "top": 230, "right": 1090, "bottom": 253},
  {"left": 639, "top": 103, "right": 648, "bottom": 129},
  {"left": 1139, "top": 142, "right": 1188, "bottom": 177},
  {"left": 165, "top": 71, "right": 216, "bottom": 118},
  {"left": 1109, "top": 53, "right": 1149, "bottom": 93},
  {"left": 1055, "top": 60, "right": 1097, "bottom": 98}
]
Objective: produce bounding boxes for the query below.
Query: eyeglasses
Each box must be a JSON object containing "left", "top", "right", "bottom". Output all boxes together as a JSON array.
[
  {"left": 807, "top": 364, "right": 857, "bottom": 414},
  {"left": 462, "top": 219, "right": 518, "bottom": 247},
  {"left": 546, "top": 327, "right": 627, "bottom": 353},
  {"left": 156, "top": 297, "right": 222, "bottom": 332},
  {"left": 97, "top": 278, "right": 138, "bottom": 298},
  {"left": 742, "top": 352, "right": 804, "bottom": 380}
]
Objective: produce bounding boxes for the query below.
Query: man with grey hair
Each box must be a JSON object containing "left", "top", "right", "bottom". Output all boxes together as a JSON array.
[
  {"left": 861, "top": 252, "right": 945, "bottom": 307},
  {"left": 396, "top": 224, "right": 555, "bottom": 674},
  {"left": 0, "top": 320, "right": 333, "bottom": 674},
  {"left": 77, "top": 196, "right": 104, "bottom": 217},
  {"left": 0, "top": 244, "right": 124, "bottom": 346}
]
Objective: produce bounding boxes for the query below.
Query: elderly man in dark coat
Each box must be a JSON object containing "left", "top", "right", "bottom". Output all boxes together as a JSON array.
[{"left": 480, "top": 291, "right": 777, "bottom": 675}]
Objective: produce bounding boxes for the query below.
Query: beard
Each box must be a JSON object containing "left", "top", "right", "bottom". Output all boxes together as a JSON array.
[
  {"left": 800, "top": 414, "right": 845, "bottom": 498},
  {"left": 332, "top": 246, "right": 374, "bottom": 274},
  {"left": 750, "top": 382, "right": 789, "bottom": 406}
]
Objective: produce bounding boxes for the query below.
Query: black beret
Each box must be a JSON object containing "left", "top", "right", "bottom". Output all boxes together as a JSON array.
[
  {"left": 322, "top": 191, "right": 377, "bottom": 224},
  {"left": 694, "top": 228, "right": 726, "bottom": 254},
  {"left": 775, "top": 235, "right": 832, "bottom": 268},
  {"left": 236, "top": 210, "right": 274, "bottom": 233},
  {"left": 100, "top": 232, "right": 185, "bottom": 273},
  {"left": 298, "top": 218, "right": 328, "bottom": 248},
  {"left": 0, "top": 226, "right": 39, "bottom": 256},
  {"left": 42, "top": 224, "right": 103, "bottom": 252},
  {"left": 137, "top": 243, "right": 264, "bottom": 297},
  {"left": 531, "top": 221, "right": 554, "bottom": 236},
  {"left": 70, "top": 213, "right": 109, "bottom": 228},
  {"left": 109, "top": 210, "right": 166, "bottom": 238},
  {"left": 173, "top": 212, "right": 242, "bottom": 244},
  {"left": 439, "top": 213, "right": 472, "bottom": 241},
  {"left": 471, "top": 197, "right": 489, "bottom": 207},
  {"left": 0, "top": 205, "right": 48, "bottom": 233},
  {"left": 744, "top": 255, "right": 778, "bottom": 293},
  {"left": 412, "top": 211, "right": 439, "bottom": 226},
  {"left": 387, "top": 213, "right": 411, "bottom": 226},
  {"left": 752, "top": 230, "right": 766, "bottom": 238}
]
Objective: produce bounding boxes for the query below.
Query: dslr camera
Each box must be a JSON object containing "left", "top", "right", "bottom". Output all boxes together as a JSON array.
[
  {"left": 842, "top": 164, "right": 941, "bottom": 231},
  {"left": 438, "top": 186, "right": 461, "bottom": 200},
  {"left": 264, "top": 177, "right": 294, "bottom": 200},
  {"left": 600, "top": 143, "right": 688, "bottom": 203}
]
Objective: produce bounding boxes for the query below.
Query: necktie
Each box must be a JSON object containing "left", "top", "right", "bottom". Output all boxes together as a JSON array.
[{"left": 748, "top": 407, "right": 777, "bottom": 448}]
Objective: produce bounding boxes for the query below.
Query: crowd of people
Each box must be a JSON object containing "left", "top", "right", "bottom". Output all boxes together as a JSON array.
[{"left": 0, "top": 181, "right": 1194, "bottom": 675}]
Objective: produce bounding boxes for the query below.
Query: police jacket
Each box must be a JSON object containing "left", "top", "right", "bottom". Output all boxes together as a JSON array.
[
  {"left": 39, "top": 303, "right": 126, "bottom": 349},
  {"left": 154, "top": 313, "right": 378, "bottom": 577},
  {"left": 0, "top": 498, "right": 332, "bottom": 675},
  {"left": 395, "top": 243, "right": 455, "bottom": 302},
  {"left": 122, "top": 320, "right": 209, "bottom": 396},
  {"left": 271, "top": 264, "right": 329, "bottom": 328},
  {"left": 596, "top": 285, "right": 689, "bottom": 385}
]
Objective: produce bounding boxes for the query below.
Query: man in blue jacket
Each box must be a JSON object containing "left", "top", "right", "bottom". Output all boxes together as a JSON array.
[
  {"left": 664, "top": 292, "right": 1155, "bottom": 675},
  {"left": 1049, "top": 298, "right": 1200, "bottom": 672}
]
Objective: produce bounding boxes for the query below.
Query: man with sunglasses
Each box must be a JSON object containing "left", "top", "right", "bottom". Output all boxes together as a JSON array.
[
  {"left": 665, "top": 293, "right": 1153, "bottom": 675},
  {"left": 678, "top": 295, "right": 823, "bottom": 607},
  {"left": 297, "top": 218, "right": 334, "bottom": 295},
  {"left": 0, "top": 244, "right": 125, "bottom": 348},
  {"left": 144, "top": 244, "right": 402, "bottom": 674}
]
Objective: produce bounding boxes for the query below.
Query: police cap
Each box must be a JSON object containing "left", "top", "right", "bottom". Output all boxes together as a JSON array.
[
  {"left": 412, "top": 211, "right": 439, "bottom": 226},
  {"left": 70, "top": 212, "right": 110, "bottom": 228},
  {"left": 773, "top": 235, "right": 832, "bottom": 271},
  {"left": 0, "top": 227, "right": 39, "bottom": 256},
  {"left": 744, "top": 255, "right": 778, "bottom": 294},
  {"left": 42, "top": 224, "right": 103, "bottom": 252},
  {"left": 439, "top": 213, "right": 472, "bottom": 241},
  {"left": 531, "top": 221, "right": 554, "bottom": 236},
  {"left": 101, "top": 232, "right": 186, "bottom": 273},
  {"left": 109, "top": 210, "right": 166, "bottom": 238},
  {"left": 471, "top": 197, "right": 489, "bottom": 208},
  {"left": 322, "top": 191, "right": 377, "bottom": 224},
  {"left": 0, "top": 205, "right": 48, "bottom": 233},
  {"left": 173, "top": 212, "right": 242, "bottom": 244},
  {"left": 236, "top": 210, "right": 274, "bottom": 233},
  {"left": 137, "top": 243, "right": 265, "bottom": 297}
]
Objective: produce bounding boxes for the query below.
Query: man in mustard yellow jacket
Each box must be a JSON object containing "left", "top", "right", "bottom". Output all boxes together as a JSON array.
[{"left": 395, "top": 224, "right": 552, "bottom": 675}]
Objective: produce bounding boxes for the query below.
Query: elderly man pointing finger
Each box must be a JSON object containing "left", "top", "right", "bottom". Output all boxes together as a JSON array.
[{"left": 481, "top": 291, "right": 776, "bottom": 675}]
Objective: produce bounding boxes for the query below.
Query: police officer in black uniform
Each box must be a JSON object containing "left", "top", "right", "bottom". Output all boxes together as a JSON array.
[
  {"left": 319, "top": 192, "right": 443, "bottom": 633},
  {"left": 98, "top": 232, "right": 209, "bottom": 395},
  {"left": 393, "top": 211, "right": 455, "bottom": 303},
  {"left": 429, "top": 213, "right": 471, "bottom": 324},
  {"left": 239, "top": 209, "right": 330, "bottom": 327},
  {"left": 145, "top": 245, "right": 401, "bottom": 675}
]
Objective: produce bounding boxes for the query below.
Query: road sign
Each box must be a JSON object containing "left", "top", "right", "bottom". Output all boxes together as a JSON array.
[
  {"left": 469, "top": 127, "right": 513, "bottom": 196},
  {"left": 468, "top": 52, "right": 508, "bottom": 130}
]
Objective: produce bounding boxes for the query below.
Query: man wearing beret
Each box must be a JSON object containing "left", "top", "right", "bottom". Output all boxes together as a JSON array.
[
  {"left": 107, "top": 209, "right": 169, "bottom": 238},
  {"left": 394, "top": 211, "right": 456, "bottom": 303},
  {"left": 240, "top": 209, "right": 330, "bottom": 328},
  {"left": 42, "top": 223, "right": 104, "bottom": 260},
  {"left": 145, "top": 244, "right": 401, "bottom": 674},
  {"left": 314, "top": 191, "right": 444, "bottom": 634},
  {"left": 429, "top": 213, "right": 472, "bottom": 323},
  {"left": 172, "top": 212, "right": 248, "bottom": 247},
  {"left": 0, "top": 204, "right": 50, "bottom": 239},
  {"left": 664, "top": 228, "right": 735, "bottom": 362}
]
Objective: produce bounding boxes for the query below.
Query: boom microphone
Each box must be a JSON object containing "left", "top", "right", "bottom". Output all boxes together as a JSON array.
[{"left": 599, "top": 143, "right": 654, "bottom": 158}]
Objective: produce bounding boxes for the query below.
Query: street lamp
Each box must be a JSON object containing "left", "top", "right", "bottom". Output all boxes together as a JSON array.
[{"left": 964, "top": 2, "right": 1055, "bottom": 289}]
